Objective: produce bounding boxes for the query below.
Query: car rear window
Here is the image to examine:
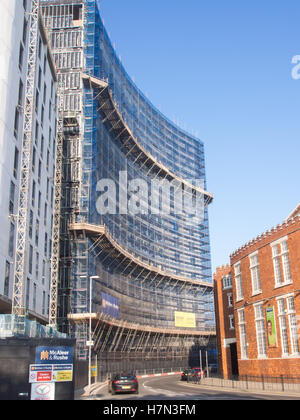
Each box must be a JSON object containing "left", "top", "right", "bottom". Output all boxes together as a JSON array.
[{"left": 115, "top": 374, "right": 136, "bottom": 380}]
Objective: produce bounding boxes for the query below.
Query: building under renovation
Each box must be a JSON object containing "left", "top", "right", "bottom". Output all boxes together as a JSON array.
[
  {"left": 0, "top": 0, "right": 67, "bottom": 338},
  {"left": 40, "top": 0, "right": 216, "bottom": 370}
]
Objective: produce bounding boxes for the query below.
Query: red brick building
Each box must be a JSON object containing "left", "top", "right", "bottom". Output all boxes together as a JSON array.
[
  {"left": 214, "top": 265, "right": 238, "bottom": 379},
  {"left": 215, "top": 204, "right": 300, "bottom": 379}
]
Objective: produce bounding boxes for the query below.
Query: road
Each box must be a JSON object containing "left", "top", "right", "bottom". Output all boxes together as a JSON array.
[{"left": 79, "top": 374, "right": 300, "bottom": 401}]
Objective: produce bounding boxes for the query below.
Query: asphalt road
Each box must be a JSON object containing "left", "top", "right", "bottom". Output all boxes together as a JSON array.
[{"left": 80, "top": 374, "right": 300, "bottom": 401}]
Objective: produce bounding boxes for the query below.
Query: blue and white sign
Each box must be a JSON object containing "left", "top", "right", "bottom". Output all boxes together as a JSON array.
[
  {"left": 101, "top": 293, "right": 120, "bottom": 319},
  {"left": 35, "top": 346, "right": 74, "bottom": 365}
]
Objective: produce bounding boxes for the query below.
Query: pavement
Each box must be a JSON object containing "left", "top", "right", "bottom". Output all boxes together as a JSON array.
[
  {"left": 75, "top": 381, "right": 108, "bottom": 399},
  {"left": 180, "top": 379, "right": 300, "bottom": 399}
]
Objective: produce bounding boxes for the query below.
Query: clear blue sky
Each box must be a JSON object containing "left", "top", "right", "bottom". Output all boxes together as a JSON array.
[{"left": 99, "top": 0, "right": 300, "bottom": 273}]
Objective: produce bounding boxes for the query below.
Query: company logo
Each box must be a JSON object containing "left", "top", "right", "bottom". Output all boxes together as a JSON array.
[
  {"left": 101, "top": 293, "right": 120, "bottom": 319},
  {"left": 35, "top": 384, "right": 51, "bottom": 396},
  {"left": 36, "top": 346, "right": 74, "bottom": 365},
  {"left": 40, "top": 350, "right": 49, "bottom": 361}
]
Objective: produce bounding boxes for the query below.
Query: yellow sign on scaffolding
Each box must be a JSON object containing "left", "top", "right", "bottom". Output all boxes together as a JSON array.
[
  {"left": 90, "top": 366, "right": 98, "bottom": 378},
  {"left": 174, "top": 311, "right": 196, "bottom": 328}
]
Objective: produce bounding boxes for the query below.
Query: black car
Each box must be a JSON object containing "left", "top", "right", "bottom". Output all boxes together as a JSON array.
[
  {"left": 108, "top": 373, "right": 139, "bottom": 395},
  {"left": 191, "top": 367, "right": 206, "bottom": 380},
  {"left": 181, "top": 369, "right": 193, "bottom": 381}
]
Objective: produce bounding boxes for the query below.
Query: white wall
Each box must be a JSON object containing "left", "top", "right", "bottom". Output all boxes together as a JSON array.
[
  {"left": 0, "top": 0, "right": 58, "bottom": 321},
  {"left": 0, "top": 0, "right": 29, "bottom": 305}
]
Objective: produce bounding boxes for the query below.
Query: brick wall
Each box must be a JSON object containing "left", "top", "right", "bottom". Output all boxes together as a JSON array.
[
  {"left": 214, "top": 265, "right": 237, "bottom": 379},
  {"left": 230, "top": 212, "right": 300, "bottom": 378}
]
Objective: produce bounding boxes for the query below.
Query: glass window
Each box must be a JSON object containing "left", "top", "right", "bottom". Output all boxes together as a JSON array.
[
  {"left": 4, "top": 261, "right": 10, "bottom": 297},
  {"left": 272, "top": 239, "right": 292, "bottom": 287},
  {"left": 222, "top": 275, "right": 232, "bottom": 290},
  {"left": 238, "top": 309, "right": 248, "bottom": 359},
  {"left": 8, "top": 222, "right": 15, "bottom": 257},
  {"left": 29, "top": 244, "right": 33, "bottom": 274},
  {"left": 26, "top": 278, "right": 30, "bottom": 309},
  {"left": 13, "top": 147, "right": 19, "bottom": 179},
  {"left": 234, "top": 263, "right": 243, "bottom": 301},
  {"left": 254, "top": 303, "right": 267, "bottom": 358},
  {"left": 250, "top": 253, "right": 261, "bottom": 295},
  {"left": 278, "top": 298, "right": 289, "bottom": 356},
  {"left": 287, "top": 297, "right": 299, "bottom": 355}
]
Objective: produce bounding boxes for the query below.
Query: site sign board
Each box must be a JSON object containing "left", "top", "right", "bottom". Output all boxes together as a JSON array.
[
  {"left": 31, "top": 383, "right": 55, "bottom": 400},
  {"left": 266, "top": 306, "right": 278, "bottom": 347},
  {"left": 101, "top": 292, "right": 120, "bottom": 319},
  {"left": 91, "top": 365, "right": 98, "bottom": 378},
  {"left": 29, "top": 365, "right": 53, "bottom": 383},
  {"left": 35, "top": 346, "right": 74, "bottom": 365},
  {"left": 52, "top": 364, "right": 73, "bottom": 383},
  {"left": 29, "top": 364, "right": 73, "bottom": 383},
  {"left": 174, "top": 311, "right": 196, "bottom": 328}
]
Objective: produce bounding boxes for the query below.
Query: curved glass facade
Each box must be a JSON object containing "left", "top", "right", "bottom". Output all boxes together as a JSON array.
[{"left": 41, "top": 0, "right": 215, "bottom": 362}]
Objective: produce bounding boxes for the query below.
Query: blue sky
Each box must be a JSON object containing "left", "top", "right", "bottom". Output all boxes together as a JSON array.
[{"left": 99, "top": 0, "right": 300, "bottom": 273}]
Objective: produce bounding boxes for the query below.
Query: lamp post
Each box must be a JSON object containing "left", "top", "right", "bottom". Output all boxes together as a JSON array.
[{"left": 80, "top": 275, "right": 100, "bottom": 393}]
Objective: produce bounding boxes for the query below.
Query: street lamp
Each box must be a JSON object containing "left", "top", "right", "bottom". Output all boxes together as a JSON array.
[{"left": 80, "top": 275, "right": 100, "bottom": 393}]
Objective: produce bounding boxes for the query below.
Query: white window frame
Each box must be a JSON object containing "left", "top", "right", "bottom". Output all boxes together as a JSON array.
[
  {"left": 228, "top": 293, "right": 233, "bottom": 308},
  {"left": 254, "top": 302, "right": 268, "bottom": 359},
  {"left": 272, "top": 243, "right": 282, "bottom": 287},
  {"left": 277, "top": 297, "right": 290, "bottom": 357},
  {"left": 238, "top": 308, "right": 248, "bottom": 359},
  {"left": 234, "top": 262, "right": 243, "bottom": 302},
  {"left": 271, "top": 237, "right": 292, "bottom": 288},
  {"left": 286, "top": 296, "right": 300, "bottom": 356},
  {"left": 229, "top": 314, "right": 235, "bottom": 330},
  {"left": 249, "top": 251, "right": 262, "bottom": 296},
  {"left": 223, "top": 274, "right": 232, "bottom": 290}
]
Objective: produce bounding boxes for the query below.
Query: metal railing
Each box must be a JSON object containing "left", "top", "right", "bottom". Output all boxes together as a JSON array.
[{"left": 198, "top": 374, "right": 300, "bottom": 394}]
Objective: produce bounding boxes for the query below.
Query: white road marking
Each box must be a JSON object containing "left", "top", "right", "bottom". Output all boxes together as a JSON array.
[{"left": 143, "top": 379, "right": 191, "bottom": 398}]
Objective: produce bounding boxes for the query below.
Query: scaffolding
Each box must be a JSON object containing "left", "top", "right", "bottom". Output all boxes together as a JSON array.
[
  {"left": 48, "top": 82, "right": 64, "bottom": 328},
  {"left": 81, "top": 74, "right": 214, "bottom": 206},
  {"left": 12, "top": 0, "right": 40, "bottom": 332},
  {"left": 41, "top": 0, "right": 216, "bottom": 367},
  {"left": 41, "top": 0, "right": 84, "bottom": 334}
]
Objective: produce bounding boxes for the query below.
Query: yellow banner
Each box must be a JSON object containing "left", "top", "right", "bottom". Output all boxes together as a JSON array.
[{"left": 174, "top": 311, "right": 196, "bottom": 328}]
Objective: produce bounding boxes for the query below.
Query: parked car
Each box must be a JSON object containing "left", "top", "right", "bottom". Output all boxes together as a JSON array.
[
  {"left": 207, "top": 363, "right": 218, "bottom": 375},
  {"left": 108, "top": 373, "right": 139, "bottom": 395},
  {"left": 181, "top": 369, "right": 193, "bottom": 381},
  {"left": 191, "top": 367, "right": 206, "bottom": 379}
]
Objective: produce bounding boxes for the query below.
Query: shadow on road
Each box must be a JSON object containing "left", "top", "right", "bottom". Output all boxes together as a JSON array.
[{"left": 81, "top": 390, "right": 266, "bottom": 401}]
